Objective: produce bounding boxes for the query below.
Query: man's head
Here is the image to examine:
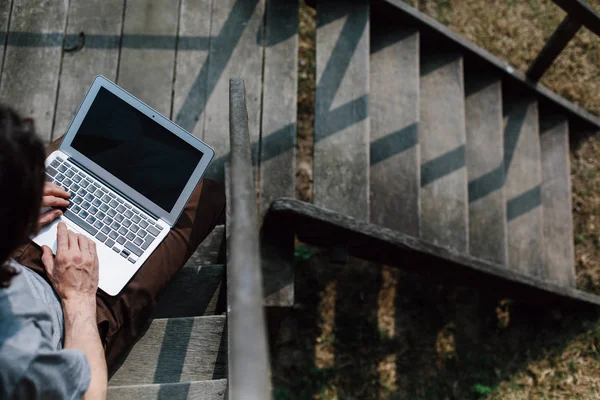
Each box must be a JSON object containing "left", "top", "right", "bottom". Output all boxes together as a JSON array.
[{"left": 0, "top": 105, "right": 46, "bottom": 287}]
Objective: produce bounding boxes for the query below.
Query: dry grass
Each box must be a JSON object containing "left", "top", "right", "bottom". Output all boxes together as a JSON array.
[{"left": 274, "top": 1, "right": 600, "bottom": 399}]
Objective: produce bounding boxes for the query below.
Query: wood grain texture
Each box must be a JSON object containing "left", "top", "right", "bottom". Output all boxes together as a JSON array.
[
  {"left": 0, "top": 0, "right": 11, "bottom": 80},
  {"left": 465, "top": 73, "right": 507, "bottom": 264},
  {"left": 266, "top": 198, "right": 600, "bottom": 308},
  {"left": 172, "top": 0, "right": 212, "bottom": 138},
  {"left": 0, "top": 0, "right": 67, "bottom": 143},
  {"left": 117, "top": 0, "right": 179, "bottom": 116},
  {"left": 419, "top": 50, "right": 468, "bottom": 252},
  {"left": 108, "top": 379, "right": 227, "bottom": 400},
  {"left": 540, "top": 111, "right": 575, "bottom": 286},
  {"left": 369, "top": 26, "right": 419, "bottom": 235},
  {"left": 503, "top": 94, "right": 544, "bottom": 278},
  {"left": 258, "top": 0, "right": 298, "bottom": 220},
  {"left": 109, "top": 316, "right": 226, "bottom": 385},
  {"left": 152, "top": 264, "right": 224, "bottom": 318},
  {"left": 186, "top": 225, "right": 224, "bottom": 266},
  {"left": 314, "top": 0, "right": 370, "bottom": 220},
  {"left": 202, "top": 0, "right": 264, "bottom": 182},
  {"left": 52, "top": 0, "right": 124, "bottom": 138}
]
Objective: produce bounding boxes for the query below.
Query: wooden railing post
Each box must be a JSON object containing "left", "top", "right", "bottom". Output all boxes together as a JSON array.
[{"left": 226, "top": 77, "right": 270, "bottom": 400}]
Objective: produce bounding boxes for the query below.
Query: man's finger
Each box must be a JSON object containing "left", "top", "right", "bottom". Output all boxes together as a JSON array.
[
  {"left": 88, "top": 240, "right": 97, "bottom": 257},
  {"left": 41, "top": 245, "right": 55, "bottom": 275},
  {"left": 68, "top": 230, "right": 79, "bottom": 250},
  {"left": 41, "top": 196, "right": 70, "bottom": 208},
  {"left": 78, "top": 234, "right": 89, "bottom": 254},
  {"left": 38, "top": 209, "right": 62, "bottom": 227},
  {"left": 56, "top": 222, "right": 69, "bottom": 253},
  {"left": 43, "top": 182, "right": 70, "bottom": 198}
]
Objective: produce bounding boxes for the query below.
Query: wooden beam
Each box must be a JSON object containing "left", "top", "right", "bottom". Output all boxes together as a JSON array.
[
  {"left": 526, "top": 14, "right": 582, "bottom": 82},
  {"left": 552, "top": 0, "right": 600, "bottom": 37}
]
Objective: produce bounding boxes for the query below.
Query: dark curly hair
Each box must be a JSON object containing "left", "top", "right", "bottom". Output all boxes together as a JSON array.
[{"left": 0, "top": 105, "right": 46, "bottom": 287}]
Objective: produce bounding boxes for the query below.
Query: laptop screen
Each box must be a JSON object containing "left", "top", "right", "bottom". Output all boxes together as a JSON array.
[{"left": 71, "top": 87, "right": 204, "bottom": 212}]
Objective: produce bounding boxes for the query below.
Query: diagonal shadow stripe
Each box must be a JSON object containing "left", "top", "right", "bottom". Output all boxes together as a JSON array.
[
  {"left": 506, "top": 185, "right": 541, "bottom": 221},
  {"left": 468, "top": 165, "right": 505, "bottom": 203},
  {"left": 3, "top": 32, "right": 211, "bottom": 50},
  {"left": 175, "top": 0, "right": 260, "bottom": 132},
  {"left": 157, "top": 382, "right": 191, "bottom": 400},
  {"left": 370, "top": 122, "right": 418, "bottom": 165},
  {"left": 315, "top": 5, "right": 368, "bottom": 115},
  {"left": 503, "top": 100, "right": 528, "bottom": 175},
  {"left": 153, "top": 318, "right": 194, "bottom": 383},
  {"left": 421, "top": 145, "right": 466, "bottom": 187}
]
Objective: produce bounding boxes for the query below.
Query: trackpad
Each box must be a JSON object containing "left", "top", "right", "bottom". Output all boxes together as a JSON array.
[{"left": 33, "top": 216, "right": 85, "bottom": 254}]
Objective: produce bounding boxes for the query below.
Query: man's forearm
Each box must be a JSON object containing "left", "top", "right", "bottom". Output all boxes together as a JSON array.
[{"left": 62, "top": 299, "right": 107, "bottom": 400}]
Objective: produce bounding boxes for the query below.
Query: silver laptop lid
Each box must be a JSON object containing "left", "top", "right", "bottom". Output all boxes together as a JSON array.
[{"left": 59, "top": 76, "right": 214, "bottom": 226}]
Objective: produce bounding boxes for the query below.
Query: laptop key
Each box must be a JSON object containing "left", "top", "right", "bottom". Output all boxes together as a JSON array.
[
  {"left": 80, "top": 210, "right": 89, "bottom": 219},
  {"left": 116, "top": 198, "right": 124, "bottom": 203},
  {"left": 72, "top": 205, "right": 81, "bottom": 214},
  {"left": 73, "top": 196, "right": 83, "bottom": 205},
  {"left": 95, "top": 232, "right": 107, "bottom": 243},
  {"left": 80, "top": 180, "right": 89, "bottom": 188},
  {"left": 102, "top": 195, "right": 111, "bottom": 203},
  {"left": 123, "top": 220, "right": 131, "bottom": 228},
  {"left": 50, "top": 159, "right": 60, "bottom": 168},
  {"left": 81, "top": 201, "right": 90, "bottom": 209},
  {"left": 107, "top": 209, "right": 116, "bottom": 217},
  {"left": 47, "top": 166, "right": 59, "bottom": 177},
  {"left": 139, "top": 220, "right": 148, "bottom": 229},
  {"left": 89, "top": 206, "right": 98, "bottom": 215},
  {"left": 85, "top": 193, "right": 94, "bottom": 201},
  {"left": 73, "top": 174, "right": 82, "bottom": 183},
  {"left": 97, "top": 211, "right": 105, "bottom": 220},
  {"left": 132, "top": 215, "right": 140, "bottom": 224},
  {"left": 115, "top": 214, "right": 124, "bottom": 222},
  {"left": 147, "top": 225, "right": 160, "bottom": 237},
  {"left": 109, "top": 200, "right": 118, "bottom": 208},
  {"left": 127, "top": 256, "right": 136, "bottom": 264},
  {"left": 111, "top": 221, "right": 120, "bottom": 230},
  {"left": 105, "top": 239, "right": 115, "bottom": 248},
  {"left": 63, "top": 209, "right": 98, "bottom": 236},
  {"left": 104, "top": 217, "right": 113, "bottom": 225},
  {"left": 109, "top": 231, "right": 118, "bottom": 240},
  {"left": 112, "top": 246, "right": 120, "bottom": 253},
  {"left": 100, "top": 204, "right": 108, "bottom": 212},
  {"left": 133, "top": 237, "right": 143, "bottom": 246},
  {"left": 138, "top": 230, "right": 147, "bottom": 238},
  {"left": 92, "top": 199, "right": 101, "bottom": 207},
  {"left": 101, "top": 225, "right": 110, "bottom": 235},
  {"left": 155, "top": 224, "right": 163, "bottom": 232},
  {"left": 93, "top": 220, "right": 103, "bottom": 229},
  {"left": 55, "top": 173, "right": 65, "bottom": 182},
  {"left": 141, "top": 237, "right": 153, "bottom": 250},
  {"left": 124, "top": 241, "right": 143, "bottom": 257},
  {"left": 131, "top": 225, "right": 139, "bottom": 233},
  {"left": 118, "top": 227, "right": 127, "bottom": 236},
  {"left": 124, "top": 210, "right": 133, "bottom": 218},
  {"left": 117, "top": 236, "right": 126, "bottom": 245},
  {"left": 116, "top": 205, "right": 125, "bottom": 213},
  {"left": 126, "top": 232, "right": 135, "bottom": 241},
  {"left": 86, "top": 215, "right": 96, "bottom": 225},
  {"left": 65, "top": 169, "right": 74, "bottom": 178},
  {"left": 120, "top": 250, "right": 130, "bottom": 259},
  {"left": 64, "top": 178, "right": 73, "bottom": 187},
  {"left": 71, "top": 184, "right": 80, "bottom": 192},
  {"left": 95, "top": 189, "right": 103, "bottom": 197},
  {"left": 124, "top": 203, "right": 132, "bottom": 209},
  {"left": 58, "top": 164, "right": 67, "bottom": 173}
]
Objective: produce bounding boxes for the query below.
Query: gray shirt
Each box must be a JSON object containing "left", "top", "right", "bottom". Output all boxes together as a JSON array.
[{"left": 0, "top": 261, "right": 91, "bottom": 399}]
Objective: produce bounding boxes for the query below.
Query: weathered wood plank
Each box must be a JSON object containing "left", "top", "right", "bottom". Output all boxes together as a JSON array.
[
  {"left": 314, "top": 0, "right": 369, "bottom": 220},
  {"left": 0, "top": 0, "right": 67, "bottom": 143},
  {"left": 202, "top": 0, "right": 264, "bottom": 182},
  {"left": 109, "top": 316, "right": 226, "bottom": 385},
  {"left": 503, "top": 93, "right": 544, "bottom": 277},
  {"left": 117, "top": 0, "right": 178, "bottom": 116},
  {"left": 108, "top": 379, "right": 227, "bottom": 400},
  {"left": 186, "top": 225, "right": 224, "bottom": 266},
  {"left": 0, "top": 0, "right": 12, "bottom": 80},
  {"left": 540, "top": 110, "right": 575, "bottom": 286},
  {"left": 419, "top": 50, "right": 468, "bottom": 252},
  {"left": 369, "top": 25, "right": 419, "bottom": 235},
  {"left": 258, "top": 0, "right": 298, "bottom": 220},
  {"left": 152, "top": 264, "right": 224, "bottom": 319},
  {"left": 52, "top": 0, "right": 124, "bottom": 138},
  {"left": 172, "top": 0, "right": 212, "bottom": 138},
  {"left": 266, "top": 198, "right": 600, "bottom": 308},
  {"left": 465, "top": 71, "right": 507, "bottom": 264}
]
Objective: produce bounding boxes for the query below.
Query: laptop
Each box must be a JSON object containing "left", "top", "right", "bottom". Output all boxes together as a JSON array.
[{"left": 33, "top": 76, "right": 214, "bottom": 296}]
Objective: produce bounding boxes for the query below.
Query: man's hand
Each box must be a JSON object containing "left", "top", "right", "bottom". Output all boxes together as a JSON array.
[
  {"left": 41, "top": 222, "right": 99, "bottom": 303},
  {"left": 39, "top": 182, "right": 70, "bottom": 228}
]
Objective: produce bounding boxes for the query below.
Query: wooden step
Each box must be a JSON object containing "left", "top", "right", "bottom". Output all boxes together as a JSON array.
[
  {"left": 108, "top": 379, "right": 227, "bottom": 400},
  {"left": 109, "top": 315, "right": 226, "bottom": 385},
  {"left": 540, "top": 109, "right": 575, "bottom": 286},
  {"left": 116, "top": 0, "right": 178, "bottom": 116},
  {"left": 152, "top": 264, "right": 224, "bottom": 319},
  {"left": 258, "top": 0, "right": 298, "bottom": 220},
  {"left": 314, "top": 0, "right": 370, "bottom": 220},
  {"left": 185, "top": 225, "right": 224, "bottom": 266},
  {"left": 503, "top": 91, "right": 544, "bottom": 277},
  {"left": 53, "top": 0, "right": 123, "bottom": 138},
  {"left": 419, "top": 49, "right": 468, "bottom": 252},
  {"left": 0, "top": 0, "right": 67, "bottom": 144},
  {"left": 369, "top": 19, "right": 420, "bottom": 235},
  {"left": 465, "top": 68, "right": 507, "bottom": 264},
  {"left": 0, "top": 2, "right": 12, "bottom": 90}
]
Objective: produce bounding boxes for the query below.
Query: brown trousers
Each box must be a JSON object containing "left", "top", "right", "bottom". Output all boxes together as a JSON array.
[{"left": 12, "top": 137, "right": 226, "bottom": 370}]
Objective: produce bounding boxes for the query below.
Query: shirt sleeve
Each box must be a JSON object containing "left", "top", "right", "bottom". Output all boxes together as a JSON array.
[{"left": 12, "top": 347, "right": 91, "bottom": 400}]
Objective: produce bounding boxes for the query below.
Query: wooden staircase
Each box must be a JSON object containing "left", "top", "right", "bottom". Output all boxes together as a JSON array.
[{"left": 107, "top": 226, "right": 228, "bottom": 399}]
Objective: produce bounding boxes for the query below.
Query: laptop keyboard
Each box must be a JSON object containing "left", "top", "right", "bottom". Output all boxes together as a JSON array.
[{"left": 45, "top": 156, "right": 164, "bottom": 263}]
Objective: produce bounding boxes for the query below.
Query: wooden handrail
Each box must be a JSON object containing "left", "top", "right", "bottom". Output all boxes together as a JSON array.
[{"left": 226, "top": 78, "right": 270, "bottom": 400}]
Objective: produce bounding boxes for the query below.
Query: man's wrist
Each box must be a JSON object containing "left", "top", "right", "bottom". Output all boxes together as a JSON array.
[{"left": 61, "top": 296, "right": 97, "bottom": 319}]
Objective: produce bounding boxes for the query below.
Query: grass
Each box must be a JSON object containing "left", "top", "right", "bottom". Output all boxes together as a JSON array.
[{"left": 276, "top": 0, "right": 600, "bottom": 399}]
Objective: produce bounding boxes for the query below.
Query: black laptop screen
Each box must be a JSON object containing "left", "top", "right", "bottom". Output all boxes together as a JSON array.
[{"left": 71, "top": 87, "right": 203, "bottom": 212}]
